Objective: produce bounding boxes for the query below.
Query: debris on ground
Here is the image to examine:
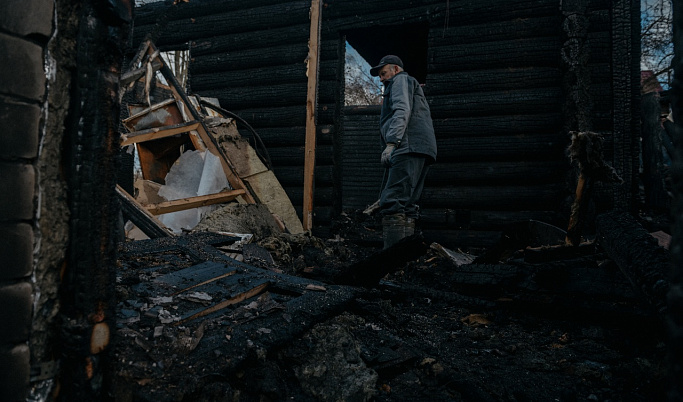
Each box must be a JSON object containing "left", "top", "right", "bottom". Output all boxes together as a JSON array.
[{"left": 113, "top": 209, "right": 668, "bottom": 401}]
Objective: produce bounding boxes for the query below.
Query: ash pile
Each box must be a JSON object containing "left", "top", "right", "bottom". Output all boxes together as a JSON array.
[{"left": 113, "top": 208, "right": 668, "bottom": 401}]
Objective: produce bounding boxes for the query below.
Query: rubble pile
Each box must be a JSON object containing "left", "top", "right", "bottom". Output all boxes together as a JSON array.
[{"left": 112, "top": 212, "right": 667, "bottom": 401}]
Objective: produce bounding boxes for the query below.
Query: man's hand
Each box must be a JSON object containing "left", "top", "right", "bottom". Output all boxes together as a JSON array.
[{"left": 381, "top": 143, "right": 396, "bottom": 167}]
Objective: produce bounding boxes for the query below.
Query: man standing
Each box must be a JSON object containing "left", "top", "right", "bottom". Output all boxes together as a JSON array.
[{"left": 370, "top": 55, "right": 437, "bottom": 247}]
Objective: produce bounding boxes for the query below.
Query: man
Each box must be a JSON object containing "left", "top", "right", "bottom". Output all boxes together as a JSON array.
[{"left": 370, "top": 55, "right": 437, "bottom": 246}]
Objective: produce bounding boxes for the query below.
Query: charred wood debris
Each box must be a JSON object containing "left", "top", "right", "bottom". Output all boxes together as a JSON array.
[{"left": 112, "top": 43, "right": 670, "bottom": 402}]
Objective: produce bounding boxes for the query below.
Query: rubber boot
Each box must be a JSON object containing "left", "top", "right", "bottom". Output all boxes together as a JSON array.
[
  {"left": 405, "top": 217, "right": 415, "bottom": 237},
  {"left": 382, "top": 213, "right": 406, "bottom": 249}
]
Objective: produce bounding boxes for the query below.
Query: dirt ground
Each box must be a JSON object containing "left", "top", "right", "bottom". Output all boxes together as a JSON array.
[{"left": 112, "top": 209, "right": 668, "bottom": 402}]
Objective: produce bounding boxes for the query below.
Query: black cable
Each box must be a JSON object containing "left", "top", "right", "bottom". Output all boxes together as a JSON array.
[{"left": 199, "top": 100, "right": 273, "bottom": 171}]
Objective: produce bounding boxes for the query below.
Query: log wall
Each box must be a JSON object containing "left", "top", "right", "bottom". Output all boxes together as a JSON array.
[{"left": 132, "top": 0, "right": 640, "bottom": 245}]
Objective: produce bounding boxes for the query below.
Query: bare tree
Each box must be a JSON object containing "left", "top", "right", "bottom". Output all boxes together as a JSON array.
[
  {"left": 345, "top": 46, "right": 382, "bottom": 106},
  {"left": 642, "top": 0, "right": 674, "bottom": 88}
]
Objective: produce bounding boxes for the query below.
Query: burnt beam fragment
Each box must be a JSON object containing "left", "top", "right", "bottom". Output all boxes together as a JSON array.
[
  {"left": 59, "top": 0, "right": 130, "bottom": 399},
  {"left": 595, "top": 211, "right": 670, "bottom": 317},
  {"left": 337, "top": 235, "right": 430, "bottom": 287}
]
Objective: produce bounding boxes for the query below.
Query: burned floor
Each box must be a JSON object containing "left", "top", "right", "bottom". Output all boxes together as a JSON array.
[{"left": 111, "top": 210, "right": 669, "bottom": 402}]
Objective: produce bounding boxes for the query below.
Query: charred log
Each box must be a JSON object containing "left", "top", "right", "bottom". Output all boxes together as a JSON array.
[
  {"left": 429, "top": 38, "right": 562, "bottom": 73},
  {"left": 134, "top": 1, "right": 310, "bottom": 46},
  {"left": 595, "top": 211, "right": 670, "bottom": 317},
  {"left": 191, "top": 23, "right": 311, "bottom": 55},
  {"left": 427, "top": 88, "right": 562, "bottom": 118},
  {"left": 191, "top": 43, "right": 308, "bottom": 74},
  {"left": 435, "top": 133, "right": 568, "bottom": 162},
  {"left": 425, "top": 67, "right": 561, "bottom": 96},
  {"left": 199, "top": 83, "right": 307, "bottom": 111},
  {"left": 668, "top": 0, "right": 683, "bottom": 398},
  {"left": 420, "top": 184, "right": 566, "bottom": 210},
  {"left": 336, "top": 235, "right": 430, "bottom": 287}
]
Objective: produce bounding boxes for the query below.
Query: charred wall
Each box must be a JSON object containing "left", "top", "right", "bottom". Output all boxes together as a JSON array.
[{"left": 132, "top": 0, "right": 640, "bottom": 245}]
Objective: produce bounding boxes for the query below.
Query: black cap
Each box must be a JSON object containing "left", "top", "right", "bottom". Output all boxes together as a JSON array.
[{"left": 370, "top": 55, "right": 404, "bottom": 77}]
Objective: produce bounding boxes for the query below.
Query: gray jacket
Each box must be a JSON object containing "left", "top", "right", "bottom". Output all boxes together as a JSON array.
[{"left": 379, "top": 72, "right": 437, "bottom": 163}]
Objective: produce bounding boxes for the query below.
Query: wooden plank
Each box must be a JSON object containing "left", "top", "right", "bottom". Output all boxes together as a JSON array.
[
  {"left": 143, "top": 189, "right": 246, "bottom": 215},
  {"left": 146, "top": 42, "right": 257, "bottom": 204},
  {"left": 152, "top": 261, "right": 237, "bottom": 289},
  {"left": 120, "top": 121, "right": 200, "bottom": 146},
  {"left": 175, "top": 281, "right": 270, "bottom": 326},
  {"left": 303, "top": 0, "right": 322, "bottom": 231},
  {"left": 115, "top": 185, "right": 173, "bottom": 238}
]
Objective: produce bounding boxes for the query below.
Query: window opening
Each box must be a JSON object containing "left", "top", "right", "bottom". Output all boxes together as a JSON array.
[{"left": 344, "top": 42, "right": 382, "bottom": 105}]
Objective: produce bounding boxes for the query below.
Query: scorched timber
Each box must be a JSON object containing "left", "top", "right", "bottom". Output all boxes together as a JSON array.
[
  {"left": 425, "top": 67, "right": 561, "bottom": 95},
  {"left": 430, "top": 114, "right": 562, "bottom": 136},
  {"left": 191, "top": 43, "right": 308, "bottom": 74},
  {"left": 191, "top": 23, "right": 311, "bottom": 55},
  {"left": 230, "top": 104, "right": 336, "bottom": 128},
  {"left": 252, "top": 125, "right": 334, "bottom": 147},
  {"left": 275, "top": 166, "right": 334, "bottom": 187},
  {"left": 419, "top": 209, "right": 561, "bottom": 230},
  {"left": 133, "top": 1, "right": 310, "bottom": 46},
  {"left": 429, "top": 38, "right": 562, "bottom": 73},
  {"left": 324, "top": 0, "right": 558, "bottom": 23},
  {"left": 427, "top": 161, "right": 567, "bottom": 186},
  {"left": 420, "top": 184, "right": 564, "bottom": 210},
  {"left": 429, "top": 15, "right": 561, "bottom": 45},
  {"left": 435, "top": 133, "right": 567, "bottom": 162},
  {"left": 595, "top": 211, "right": 670, "bottom": 317},
  {"left": 428, "top": 88, "right": 562, "bottom": 118}
]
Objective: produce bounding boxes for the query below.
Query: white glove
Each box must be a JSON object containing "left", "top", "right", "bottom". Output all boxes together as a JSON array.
[{"left": 381, "top": 143, "right": 396, "bottom": 167}]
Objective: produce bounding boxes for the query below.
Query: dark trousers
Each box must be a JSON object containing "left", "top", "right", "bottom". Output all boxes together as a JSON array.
[{"left": 379, "top": 153, "right": 430, "bottom": 218}]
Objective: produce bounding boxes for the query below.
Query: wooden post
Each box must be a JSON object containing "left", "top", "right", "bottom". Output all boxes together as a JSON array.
[{"left": 303, "top": 0, "right": 322, "bottom": 231}]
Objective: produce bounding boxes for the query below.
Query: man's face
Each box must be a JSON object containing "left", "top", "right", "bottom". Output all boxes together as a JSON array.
[{"left": 378, "top": 64, "right": 398, "bottom": 83}]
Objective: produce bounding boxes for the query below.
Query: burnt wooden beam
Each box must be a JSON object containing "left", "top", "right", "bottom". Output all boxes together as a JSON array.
[
  {"left": 284, "top": 186, "right": 334, "bottom": 206},
  {"left": 427, "top": 88, "right": 562, "bottom": 118},
  {"left": 134, "top": 1, "right": 311, "bottom": 46},
  {"left": 668, "top": 0, "right": 683, "bottom": 398},
  {"left": 60, "top": 0, "right": 130, "bottom": 398},
  {"left": 429, "top": 37, "right": 562, "bottom": 73},
  {"left": 199, "top": 83, "right": 307, "bottom": 110},
  {"left": 274, "top": 165, "right": 334, "bottom": 187},
  {"left": 426, "top": 160, "right": 568, "bottom": 185},
  {"left": 252, "top": 125, "right": 334, "bottom": 147},
  {"left": 435, "top": 133, "right": 568, "bottom": 162},
  {"left": 640, "top": 92, "right": 669, "bottom": 211},
  {"left": 431, "top": 114, "right": 562, "bottom": 136},
  {"left": 429, "top": 15, "right": 562, "bottom": 46},
  {"left": 419, "top": 209, "right": 562, "bottom": 231},
  {"left": 229, "top": 103, "right": 335, "bottom": 128},
  {"left": 424, "top": 67, "right": 561, "bottom": 95},
  {"left": 134, "top": 0, "right": 292, "bottom": 25},
  {"left": 420, "top": 184, "right": 565, "bottom": 210},
  {"left": 609, "top": 0, "right": 640, "bottom": 212},
  {"left": 427, "top": 0, "right": 559, "bottom": 24},
  {"left": 116, "top": 185, "right": 172, "bottom": 238},
  {"left": 335, "top": 235, "right": 430, "bottom": 287},
  {"left": 267, "top": 145, "right": 334, "bottom": 166},
  {"left": 390, "top": 258, "right": 656, "bottom": 320},
  {"left": 595, "top": 211, "right": 670, "bottom": 317},
  {"left": 191, "top": 43, "right": 308, "bottom": 74},
  {"left": 190, "top": 62, "right": 308, "bottom": 89},
  {"left": 190, "top": 23, "right": 311, "bottom": 55}
]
